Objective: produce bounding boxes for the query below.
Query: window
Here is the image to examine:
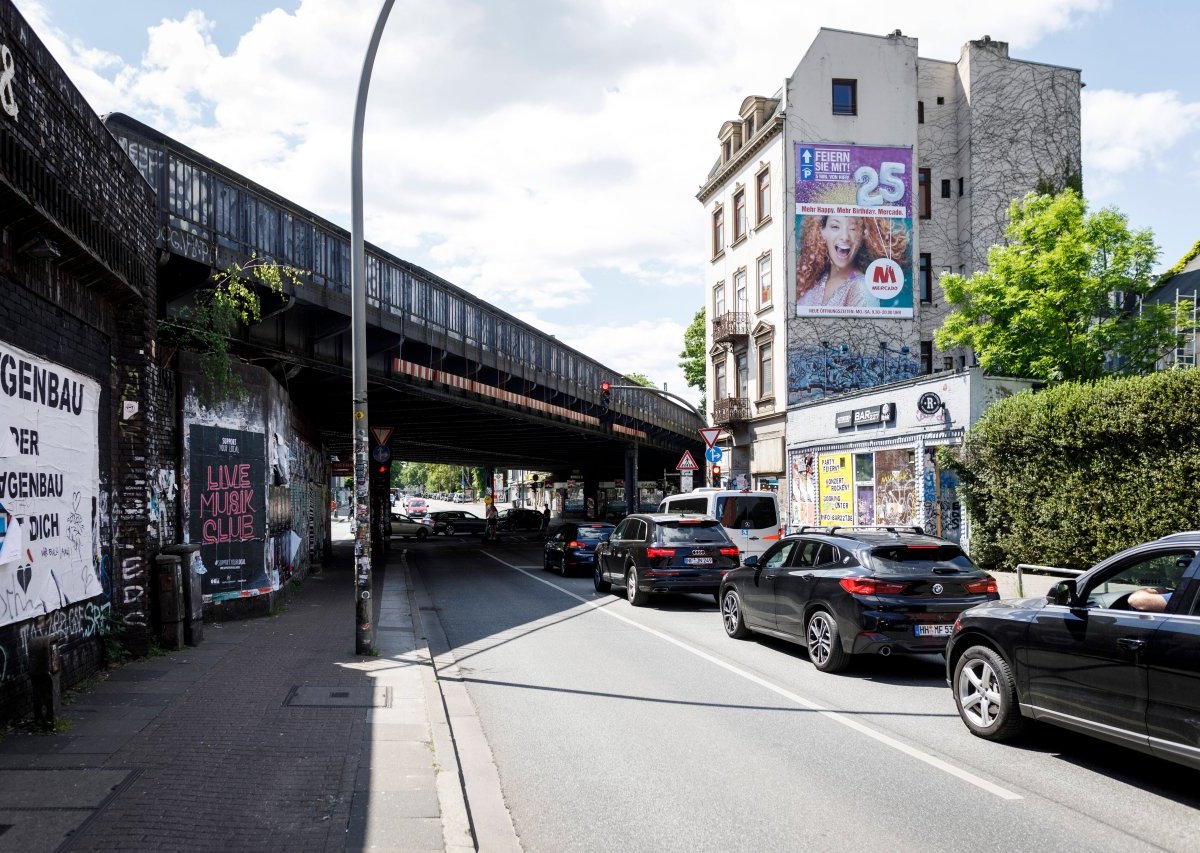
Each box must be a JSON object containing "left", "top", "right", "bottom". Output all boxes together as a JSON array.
[
  {"left": 722, "top": 140, "right": 731, "bottom": 162},
  {"left": 958, "top": 177, "right": 964, "bottom": 197},
  {"left": 920, "top": 340, "right": 933, "bottom": 374},
  {"left": 712, "top": 206, "right": 725, "bottom": 255},
  {"left": 936, "top": 96, "right": 945, "bottom": 105},
  {"left": 758, "top": 341, "right": 774, "bottom": 397},
  {"left": 744, "top": 115, "right": 754, "bottom": 137},
  {"left": 733, "top": 190, "right": 747, "bottom": 242},
  {"left": 919, "top": 253, "right": 932, "bottom": 303},
  {"left": 715, "top": 360, "right": 727, "bottom": 400},
  {"left": 757, "top": 254, "right": 772, "bottom": 307},
  {"left": 919, "top": 169, "right": 931, "bottom": 219},
  {"left": 713, "top": 282, "right": 726, "bottom": 317},
  {"left": 736, "top": 351, "right": 749, "bottom": 398},
  {"left": 943, "top": 357, "right": 954, "bottom": 371},
  {"left": 756, "top": 168, "right": 771, "bottom": 224},
  {"left": 734, "top": 269, "right": 747, "bottom": 313},
  {"left": 832, "top": 79, "right": 857, "bottom": 115},
  {"left": 918, "top": 101, "right": 924, "bottom": 123},
  {"left": 958, "top": 355, "right": 967, "bottom": 369},
  {"left": 941, "top": 179, "right": 951, "bottom": 198}
]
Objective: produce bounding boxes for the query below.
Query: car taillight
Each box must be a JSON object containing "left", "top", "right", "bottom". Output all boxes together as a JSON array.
[
  {"left": 839, "top": 577, "right": 907, "bottom": 595},
  {"left": 964, "top": 578, "right": 998, "bottom": 595},
  {"left": 719, "top": 547, "right": 739, "bottom": 557},
  {"left": 646, "top": 547, "right": 674, "bottom": 559},
  {"left": 567, "top": 541, "right": 582, "bottom": 548}
]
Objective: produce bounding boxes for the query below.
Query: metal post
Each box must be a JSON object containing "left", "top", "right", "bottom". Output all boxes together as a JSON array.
[{"left": 351, "top": 0, "right": 395, "bottom": 655}]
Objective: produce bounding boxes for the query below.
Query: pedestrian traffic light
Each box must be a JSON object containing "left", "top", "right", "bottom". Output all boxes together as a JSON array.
[{"left": 600, "top": 381, "right": 611, "bottom": 412}]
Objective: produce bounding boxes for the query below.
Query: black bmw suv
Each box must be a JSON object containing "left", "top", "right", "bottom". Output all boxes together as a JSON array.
[{"left": 720, "top": 526, "right": 998, "bottom": 672}]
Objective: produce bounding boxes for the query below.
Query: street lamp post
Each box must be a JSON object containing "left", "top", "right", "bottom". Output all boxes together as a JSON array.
[{"left": 350, "top": 0, "right": 396, "bottom": 655}]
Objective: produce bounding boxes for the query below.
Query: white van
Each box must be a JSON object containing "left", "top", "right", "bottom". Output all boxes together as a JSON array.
[{"left": 657, "top": 489, "right": 781, "bottom": 559}]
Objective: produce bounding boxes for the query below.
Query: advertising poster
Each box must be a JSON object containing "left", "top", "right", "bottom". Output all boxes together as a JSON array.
[
  {"left": 794, "top": 143, "right": 914, "bottom": 318},
  {"left": 189, "top": 425, "right": 267, "bottom": 600},
  {"left": 874, "top": 449, "right": 917, "bottom": 526},
  {"left": 818, "top": 452, "right": 854, "bottom": 525},
  {"left": 789, "top": 453, "right": 817, "bottom": 529},
  {"left": 0, "top": 341, "right": 102, "bottom": 627}
]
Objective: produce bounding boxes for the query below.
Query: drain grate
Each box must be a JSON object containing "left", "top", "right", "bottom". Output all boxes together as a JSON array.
[{"left": 283, "top": 685, "right": 392, "bottom": 708}]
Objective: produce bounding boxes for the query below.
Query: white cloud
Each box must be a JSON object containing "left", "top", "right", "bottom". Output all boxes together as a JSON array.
[{"left": 1082, "top": 88, "right": 1200, "bottom": 197}]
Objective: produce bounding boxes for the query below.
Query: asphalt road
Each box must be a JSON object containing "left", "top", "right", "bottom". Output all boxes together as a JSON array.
[{"left": 403, "top": 534, "right": 1199, "bottom": 853}]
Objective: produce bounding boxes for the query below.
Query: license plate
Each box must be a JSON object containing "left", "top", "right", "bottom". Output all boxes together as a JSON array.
[
  {"left": 914, "top": 623, "right": 955, "bottom": 637},
  {"left": 685, "top": 557, "right": 713, "bottom": 565}
]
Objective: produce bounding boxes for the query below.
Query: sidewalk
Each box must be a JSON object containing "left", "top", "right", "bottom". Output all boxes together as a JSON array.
[{"left": 0, "top": 541, "right": 494, "bottom": 853}]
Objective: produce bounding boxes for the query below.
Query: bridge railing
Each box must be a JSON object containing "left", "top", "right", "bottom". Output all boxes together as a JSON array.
[{"left": 104, "top": 114, "right": 703, "bottom": 436}]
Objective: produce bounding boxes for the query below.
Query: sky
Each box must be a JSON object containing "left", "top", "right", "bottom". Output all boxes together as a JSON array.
[{"left": 12, "top": 0, "right": 1199, "bottom": 406}]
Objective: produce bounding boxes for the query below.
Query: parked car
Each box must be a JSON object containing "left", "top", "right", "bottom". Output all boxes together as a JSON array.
[
  {"left": 406, "top": 498, "right": 429, "bottom": 518},
  {"left": 659, "top": 489, "right": 782, "bottom": 560},
  {"left": 390, "top": 513, "right": 433, "bottom": 540},
  {"left": 429, "top": 510, "right": 488, "bottom": 536},
  {"left": 946, "top": 531, "right": 1200, "bottom": 769},
  {"left": 720, "top": 526, "right": 998, "bottom": 673},
  {"left": 594, "top": 513, "right": 740, "bottom": 606},
  {"left": 544, "top": 522, "right": 615, "bottom": 576},
  {"left": 498, "top": 507, "right": 545, "bottom": 532}
]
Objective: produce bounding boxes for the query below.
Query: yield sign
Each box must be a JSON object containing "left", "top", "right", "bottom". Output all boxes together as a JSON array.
[
  {"left": 698, "top": 427, "right": 722, "bottom": 448},
  {"left": 370, "top": 426, "right": 394, "bottom": 445},
  {"left": 676, "top": 450, "right": 699, "bottom": 472}
]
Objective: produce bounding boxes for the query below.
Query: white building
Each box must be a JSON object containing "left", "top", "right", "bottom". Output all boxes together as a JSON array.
[{"left": 696, "top": 28, "right": 1081, "bottom": 524}]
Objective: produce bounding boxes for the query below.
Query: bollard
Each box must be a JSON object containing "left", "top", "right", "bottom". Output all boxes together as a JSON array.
[{"left": 30, "top": 635, "right": 62, "bottom": 728}]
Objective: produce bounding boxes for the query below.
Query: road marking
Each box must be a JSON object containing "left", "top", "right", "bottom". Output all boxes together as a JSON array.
[{"left": 480, "top": 551, "right": 1023, "bottom": 801}]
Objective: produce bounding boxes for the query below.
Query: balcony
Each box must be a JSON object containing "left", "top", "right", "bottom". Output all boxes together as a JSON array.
[
  {"left": 713, "top": 396, "right": 751, "bottom": 425},
  {"left": 712, "top": 311, "right": 749, "bottom": 344}
]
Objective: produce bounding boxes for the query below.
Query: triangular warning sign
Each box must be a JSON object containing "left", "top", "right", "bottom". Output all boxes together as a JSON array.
[
  {"left": 370, "top": 426, "right": 394, "bottom": 445},
  {"left": 698, "top": 427, "right": 721, "bottom": 448},
  {"left": 676, "top": 450, "right": 699, "bottom": 472}
]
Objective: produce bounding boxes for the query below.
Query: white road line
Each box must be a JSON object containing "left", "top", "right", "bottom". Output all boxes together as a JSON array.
[{"left": 480, "top": 551, "right": 1023, "bottom": 802}]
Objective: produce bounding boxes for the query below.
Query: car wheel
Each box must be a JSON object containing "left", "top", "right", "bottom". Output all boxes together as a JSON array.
[
  {"left": 557, "top": 557, "right": 568, "bottom": 577},
  {"left": 445, "top": 523, "right": 456, "bottom": 536},
  {"left": 953, "top": 645, "right": 1025, "bottom": 741},
  {"left": 806, "top": 609, "right": 850, "bottom": 673},
  {"left": 593, "top": 564, "right": 611, "bottom": 593},
  {"left": 416, "top": 528, "right": 428, "bottom": 540},
  {"left": 626, "top": 566, "right": 649, "bottom": 607},
  {"left": 721, "top": 588, "right": 752, "bottom": 639}
]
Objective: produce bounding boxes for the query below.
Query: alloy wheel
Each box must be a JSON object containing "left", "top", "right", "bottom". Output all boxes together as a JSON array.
[
  {"left": 958, "top": 657, "right": 1003, "bottom": 729},
  {"left": 807, "top": 612, "right": 833, "bottom": 667}
]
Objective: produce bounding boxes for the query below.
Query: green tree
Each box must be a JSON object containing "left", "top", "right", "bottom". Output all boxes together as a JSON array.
[
  {"left": 935, "top": 190, "right": 1190, "bottom": 382},
  {"left": 624, "top": 373, "right": 655, "bottom": 387},
  {"left": 678, "top": 307, "right": 706, "bottom": 392}
]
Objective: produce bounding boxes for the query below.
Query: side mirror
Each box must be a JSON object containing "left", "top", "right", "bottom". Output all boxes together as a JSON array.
[
  {"left": 1047, "top": 579, "right": 1077, "bottom": 607},
  {"left": 743, "top": 555, "right": 759, "bottom": 569}
]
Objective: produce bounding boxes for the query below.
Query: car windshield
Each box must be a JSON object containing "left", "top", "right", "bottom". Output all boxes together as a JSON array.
[
  {"left": 869, "top": 544, "right": 976, "bottom": 574},
  {"left": 715, "top": 496, "right": 777, "bottom": 529},
  {"left": 576, "top": 527, "right": 612, "bottom": 542},
  {"left": 657, "top": 521, "right": 731, "bottom": 545}
]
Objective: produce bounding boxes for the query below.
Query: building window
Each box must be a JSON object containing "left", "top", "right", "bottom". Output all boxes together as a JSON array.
[
  {"left": 958, "top": 354, "right": 968, "bottom": 369},
  {"left": 736, "top": 351, "right": 749, "bottom": 398},
  {"left": 919, "top": 253, "right": 932, "bottom": 303},
  {"left": 758, "top": 341, "right": 774, "bottom": 397},
  {"left": 733, "top": 190, "right": 747, "bottom": 242},
  {"left": 722, "top": 140, "right": 731, "bottom": 162},
  {"left": 918, "top": 101, "right": 924, "bottom": 123},
  {"left": 920, "top": 340, "right": 933, "bottom": 374},
  {"left": 832, "top": 79, "right": 857, "bottom": 116},
  {"left": 756, "top": 168, "right": 771, "bottom": 224},
  {"left": 958, "top": 177, "right": 964, "bottom": 197},
  {"left": 712, "top": 206, "right": 724, "bottom": 256},
  {"left": 943, "top": 357, "right": 954, "bottom": 371},
  {"left": 936, "top": 96, "right": 945, "bottom": 105},
  {"left": 734, "top": 269, "right": 748, "bottom": 313},
  {"left": 919, "top": 168, "right": 931, "bottom": 219},
  {"left": 941, "top": 179, "right": 951, "bottom": 198},
  {"left": 713, "top": 282, "right": 725, "bottom": 317},
  {"left": 757, "top": 254, "right": 772, "bottom": 308},
  {"left": 744, "top": 115, "right": 755, "bottom": 138},
  {"left": 715, "top": 360, "right": 727, "bottom": 400}
]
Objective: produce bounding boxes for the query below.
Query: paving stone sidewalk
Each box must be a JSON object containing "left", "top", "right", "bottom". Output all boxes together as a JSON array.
[{"left": 0, "top": 542, "right": 472, "bottom": 853}]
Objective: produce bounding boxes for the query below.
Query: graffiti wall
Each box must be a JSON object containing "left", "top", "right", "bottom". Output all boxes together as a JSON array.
[{"left": 0, "top": 341, "right": 103, "bottom": 627}]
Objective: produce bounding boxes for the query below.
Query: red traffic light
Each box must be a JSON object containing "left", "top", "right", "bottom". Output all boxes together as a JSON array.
[
  {"left": 600, "top": 381, "right": 611, "bottom": 392},
  {"left": 376, "top": 464, "right": 388, "bottom": 475},
  {"left": 712, "top": 464, "right": 721, "bottom": 477}
]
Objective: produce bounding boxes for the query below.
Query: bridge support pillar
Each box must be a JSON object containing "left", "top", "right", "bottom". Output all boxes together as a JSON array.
[{"left": 624, "top": 442, "right": 639, "bottom": 518}]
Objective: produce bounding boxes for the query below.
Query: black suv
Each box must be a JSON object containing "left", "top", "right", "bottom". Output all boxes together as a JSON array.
[
  {"left": 946, "top": 531, "right": 1200, "bottom": 769},
  {"left": 594, "top": 513, "right": 740, "bottom": 606},
  {"left": 720, "top": 526, "right": 998, "bottom": 672}
]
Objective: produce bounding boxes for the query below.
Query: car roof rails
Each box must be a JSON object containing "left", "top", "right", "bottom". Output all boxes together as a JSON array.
[{"left": 799, "top": 525, "right": 926, "bottom": 537}]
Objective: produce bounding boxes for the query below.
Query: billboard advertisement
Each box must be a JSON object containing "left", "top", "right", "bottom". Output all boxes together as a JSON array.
[
  {"left": 794, "top": 143, "right": 914, "bottom": 318},
  {"left": 817, "top": 452, "right": 854, "bottom": 525}
]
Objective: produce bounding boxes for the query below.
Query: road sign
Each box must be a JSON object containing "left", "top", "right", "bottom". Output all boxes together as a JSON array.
[
  {"left": 370, "top": 445, "right": 391, "bottom": 464},
  {"left": 370, "top": 426, "right": 394, "bottom": 445},
  {"left": 698, "top": 427, "right": 721, "bottom": 448},
  {"left": 680, "top": 472, "right": 693, "bottom": 492},
  {"left": 676, "top": 450, "right": 699, "bottom": 472},
  {"left": 705, "top": 446, "right": 723, "bottom": 464}
]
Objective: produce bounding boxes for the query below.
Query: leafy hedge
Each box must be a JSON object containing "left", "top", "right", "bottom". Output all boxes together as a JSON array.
[{"left": 939, "top": 369, "right": 1200, "bottom": 571}]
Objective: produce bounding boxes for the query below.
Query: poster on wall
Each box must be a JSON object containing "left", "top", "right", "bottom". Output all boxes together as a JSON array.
[
  {"left": 817, "top": 452, "right": 855, "bottom": 525},
  {"left": 189, "top": 425, "right": 267, "bottom": 601},
  {"left": 874, "top": 449, "right": 917, "bottom": 525},
  {"left": 794, "top": 143, "right": 914, "bottom": 318},
  {"left": 789, "top": 453, "right": 817, "bottom": 529},
  {"left": 0, "top": 341, "right": 102, "bottom": 627}
]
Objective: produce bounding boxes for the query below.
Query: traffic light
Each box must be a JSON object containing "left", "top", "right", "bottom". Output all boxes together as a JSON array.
[
  {"left": 600, "top": 381, "right": 611, "bottom": 413},
  {"left": 376, "top": 464, "right": 388, "bottom": 476},
  {"left": 711, "top": 464, "right": 721, "bottom": 482}
]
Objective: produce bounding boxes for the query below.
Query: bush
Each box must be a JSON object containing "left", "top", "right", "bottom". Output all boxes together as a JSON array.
[{"left": 940, "top": 369, "right": 1200, "bottom": 571}]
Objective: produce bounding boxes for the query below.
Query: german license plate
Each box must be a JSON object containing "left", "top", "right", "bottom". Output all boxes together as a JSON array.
[
  {"left": 685, "top": 557, "right": 713, "bottom": 565},
  {"left": 914, "top": 623, "right": 955, "bottom": 637}
]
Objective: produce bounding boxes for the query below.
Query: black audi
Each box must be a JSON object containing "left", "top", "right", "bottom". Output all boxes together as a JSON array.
[
  {"left": 720, "top": 526, "right": 998, "bottom": 672},
  {"left": 946, "top": 531, "right": 1200, "bottom": 769}
]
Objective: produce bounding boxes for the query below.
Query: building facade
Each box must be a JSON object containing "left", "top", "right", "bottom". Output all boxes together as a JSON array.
[{"left": 697, "top": 28, "right": 1081, "bottom": 525}]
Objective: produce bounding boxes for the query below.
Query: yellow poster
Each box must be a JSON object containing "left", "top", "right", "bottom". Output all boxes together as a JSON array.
[{"left": 818, "top": 452, "right": 855, "bottom": 525}]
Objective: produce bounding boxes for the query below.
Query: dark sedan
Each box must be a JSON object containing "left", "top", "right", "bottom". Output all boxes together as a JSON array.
[
  {"left": 498, "top": 507, "right": 545, "bottom": 533},
  {"left": 720, "top": 527, "right": 998, "bottom": 672},
  {"left": 429, "top": 510, "right": 487, "bottom": 536},
  {"left": 543, "top": 522, "right": 615, "bottom": 576},
  {"left": 946, "top": 531, "right": 1200, "bottom": 769},
  {"left": 594, "top": 513, "right": 740, "bottom": 606}
]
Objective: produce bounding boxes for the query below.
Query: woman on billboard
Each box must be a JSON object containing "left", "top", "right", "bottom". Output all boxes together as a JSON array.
[{"left": 795, "top": 215, "right": 910, "bottom": 309}]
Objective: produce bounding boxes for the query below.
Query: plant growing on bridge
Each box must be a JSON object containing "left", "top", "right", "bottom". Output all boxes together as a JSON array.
[
  {"left": 158, "top": 255, "right": 300, "bottom": 403},
  {"left": 678, "top": 307, "right": 706, "bottom": 408}
]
